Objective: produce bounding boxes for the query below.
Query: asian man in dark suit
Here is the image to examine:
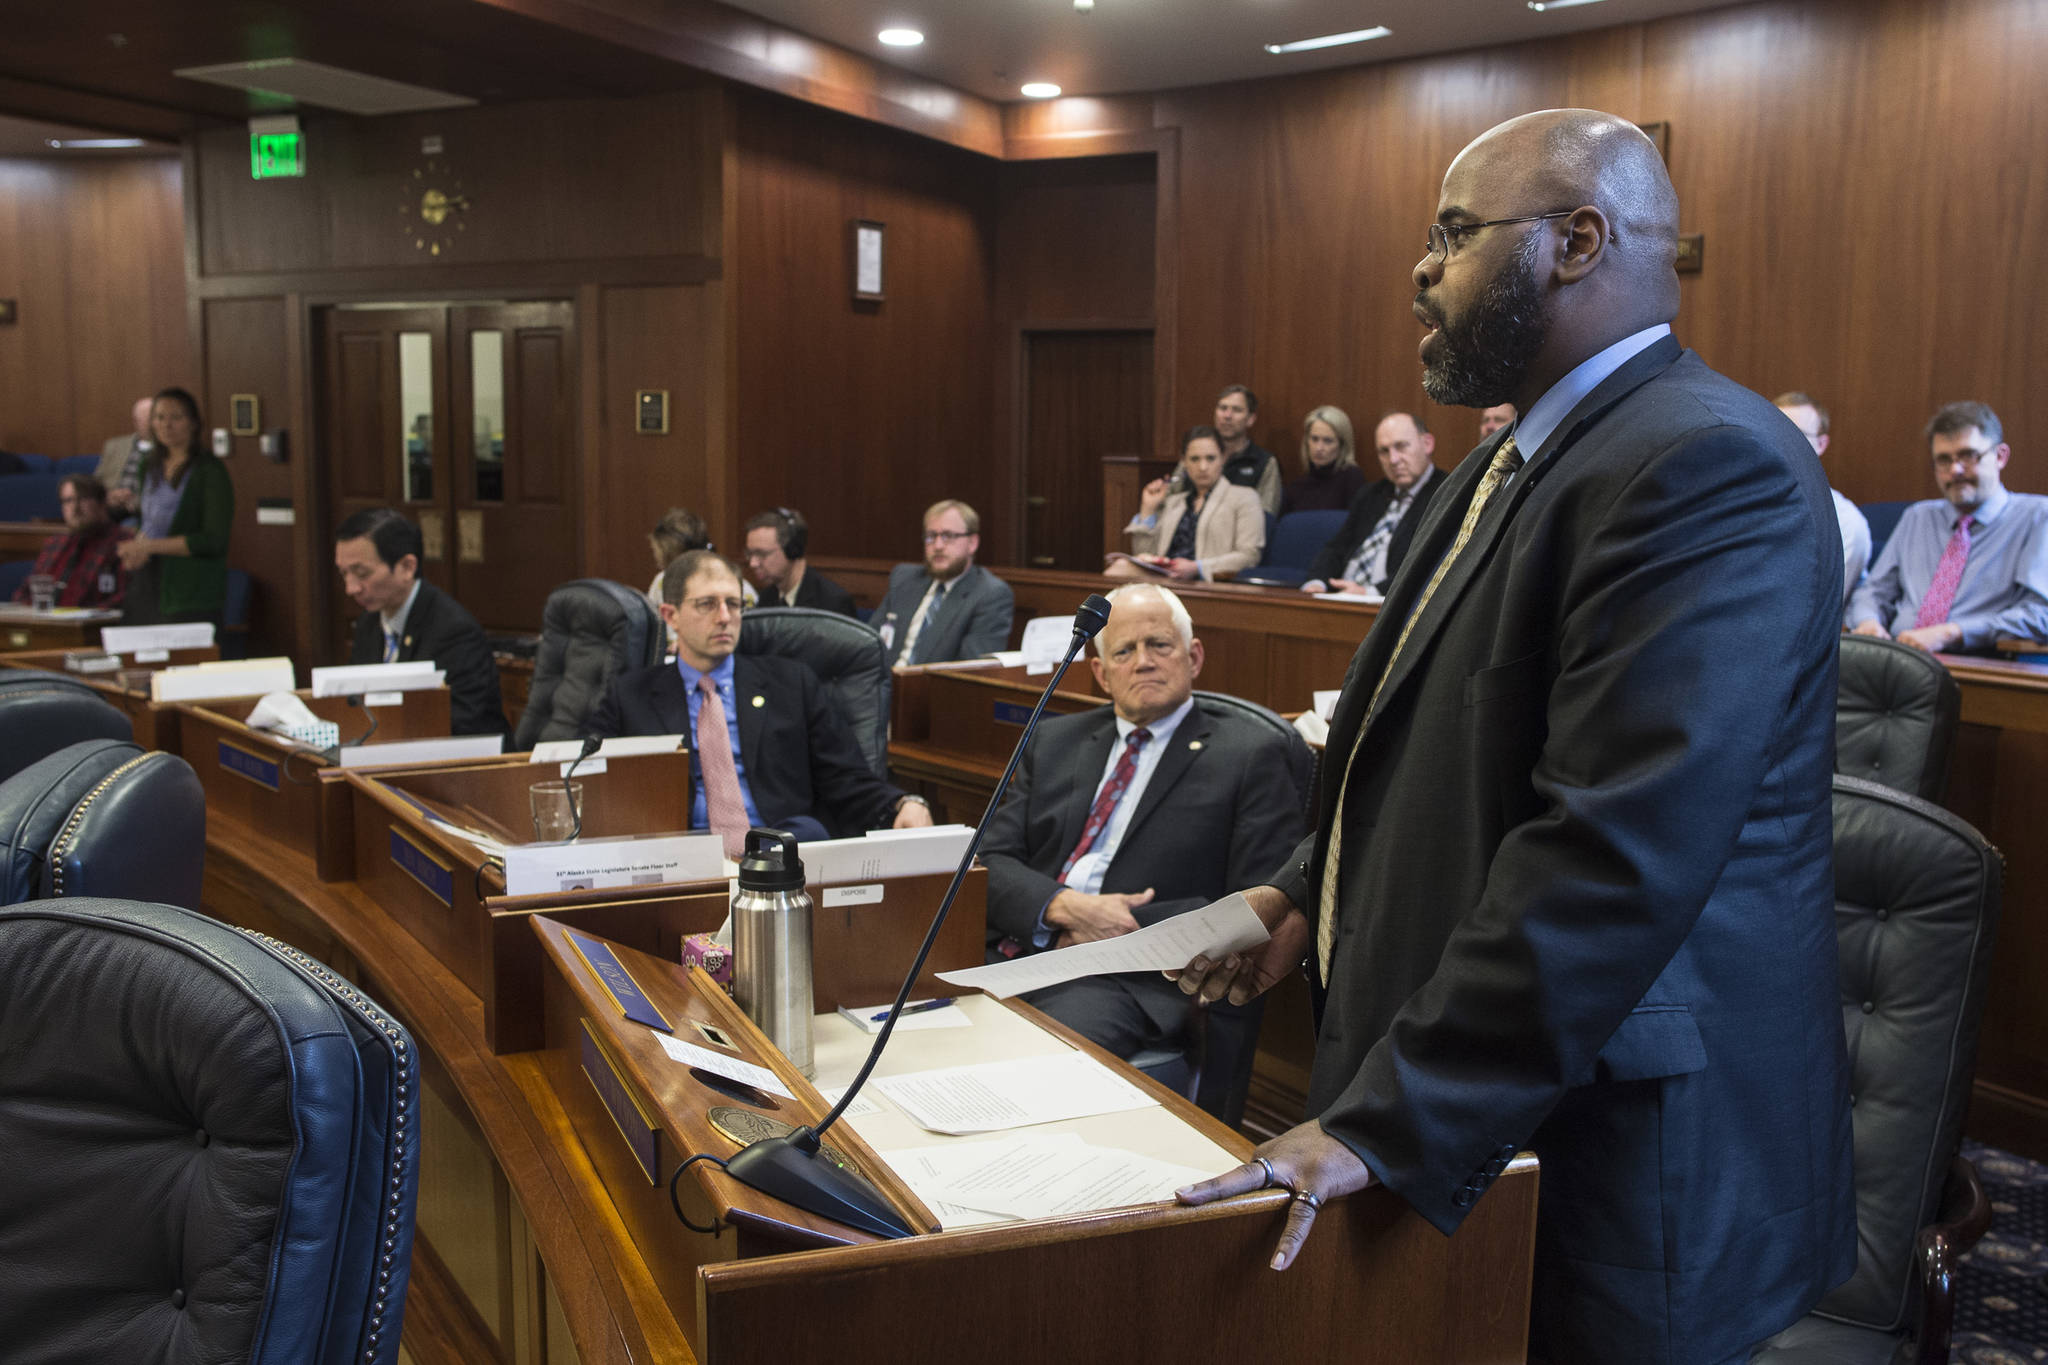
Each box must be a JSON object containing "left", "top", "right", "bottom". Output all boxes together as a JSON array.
[
  {"left": 585, "top": 550, "right": 932, "bottom": 855},
  {"left": 1177, "top": 110, "right": 1855, "bottom": 1365},
  {"left": 977, "top": 583, "right": 1302, "bottom": 1059},
  {"left": 873, "top": 499, "right": 1016, "bottom": 667},
  {"left": 335, "top": 508, "right": 508, "bottom": 736},
  {"left": 1298, "top": 411, "right": 1446, "bottom": 595}
]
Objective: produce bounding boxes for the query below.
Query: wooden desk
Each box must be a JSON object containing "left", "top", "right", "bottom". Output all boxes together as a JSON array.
[
  {"left": 889, "top": 661, "right": 1107, "bottom": 822},
  {"left": 181, "top": 687, "right": 456, "bottom": 871},
  {"left": 537, "top": 917, "right": 1540, "bottom": 1365},
  {"left": 815, "top": 556, "right": 1375, "bottom": 715},
  {"left": 0, "top": 603, "right": 119, "bottom": 651},
  {"left": 0, "top": 645, "right": 220, "bottom": 751}
]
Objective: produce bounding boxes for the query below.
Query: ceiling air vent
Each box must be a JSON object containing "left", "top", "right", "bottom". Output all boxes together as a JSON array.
[{"left": 173, "top": 58, "right": 476, "bottom": 116}]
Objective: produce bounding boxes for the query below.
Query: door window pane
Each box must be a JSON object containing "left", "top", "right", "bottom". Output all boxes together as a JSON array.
[
  {"left": 400, "top": 331, "right": 434, "bottom": 501},
  {"left": 471, "top": 330, "right": 505, "bottom": 502}
]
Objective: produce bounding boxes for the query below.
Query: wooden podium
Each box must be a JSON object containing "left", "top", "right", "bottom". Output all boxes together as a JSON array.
[
  {"left": 533, "top": 917, "right": 1540, "bottom": 1365},
  {"left": 889, "top": 661, "right": 1107, "bottom": 822}
]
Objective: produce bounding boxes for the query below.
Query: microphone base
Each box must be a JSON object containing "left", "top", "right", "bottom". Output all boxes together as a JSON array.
[{"left": 722, "top": 1132, "right": 915, "bottom": 1239}]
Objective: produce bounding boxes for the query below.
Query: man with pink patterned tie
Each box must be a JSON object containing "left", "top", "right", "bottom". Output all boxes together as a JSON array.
[
  {"left": 1849, "top": 401, "right": 2048, "bottom": 653},
  {"left": 586, "top": 550, "right": 932, "bottom": 852}
]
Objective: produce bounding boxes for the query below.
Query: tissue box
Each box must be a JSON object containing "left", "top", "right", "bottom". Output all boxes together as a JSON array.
[
  {"left": 681, "top": 933, "right": 733, "bottom": 991},
  {"left": 284, "top": 719, "right": 341, "bottom": 749}
]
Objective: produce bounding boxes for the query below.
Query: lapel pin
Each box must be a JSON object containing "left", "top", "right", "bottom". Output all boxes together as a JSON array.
[
  {"left": 1189, "top": 740, "right": 1203, "bottom": 751},
  {"left": 751, "top": 695, "right": 765, "bottom": 708}
]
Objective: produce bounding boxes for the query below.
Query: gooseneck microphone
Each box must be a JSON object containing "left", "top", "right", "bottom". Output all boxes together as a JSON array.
[{"left": 709, "top": 594, "right": 1114, "bottom": 1238}]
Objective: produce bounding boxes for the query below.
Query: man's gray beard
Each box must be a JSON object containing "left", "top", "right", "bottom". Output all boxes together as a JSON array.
[{"left": 1420, "top": 235, "right": 1550, "bottom": 408}]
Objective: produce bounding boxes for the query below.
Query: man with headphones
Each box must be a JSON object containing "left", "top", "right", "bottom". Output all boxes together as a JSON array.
[{"left": 742, "top": 507, "right": 858, "bottom": 617}]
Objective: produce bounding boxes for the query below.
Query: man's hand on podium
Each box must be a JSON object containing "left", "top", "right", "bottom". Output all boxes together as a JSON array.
[
  {"left": 1175, "top": 1122, "right": 1376, "bottom": 1269},
  {"left": 1166, "top": 883, "right": 1306, "bottom": 1007}
]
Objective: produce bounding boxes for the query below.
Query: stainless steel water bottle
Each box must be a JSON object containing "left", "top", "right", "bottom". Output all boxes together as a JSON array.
[{"left": 731, "top": 827, "right": 815, "bottom": 1077}]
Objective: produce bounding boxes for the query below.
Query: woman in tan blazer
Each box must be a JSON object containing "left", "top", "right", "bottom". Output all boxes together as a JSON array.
[{"left": 1108, "top": 425, "right": 1267, "bottom": 582}]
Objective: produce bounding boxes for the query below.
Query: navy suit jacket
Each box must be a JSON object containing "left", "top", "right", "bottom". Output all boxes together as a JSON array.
[
  {"left": 873, "top": 563, "right": 1015, "bottom": 667},
  {"left": 757, "top": 569, "right": 857, "bottom": 618},
  {"left": 584, "top": 653, "right": 902, "bottom": 836},
  {"left": 347, "top": 580, "right": 508, "bottom": 736},
  {"left": 980, "top": 697, "right": 1304, "bottom": 952},
  {"left": 1273, "top": 338, "right": 1855, "bottom": 1363}
]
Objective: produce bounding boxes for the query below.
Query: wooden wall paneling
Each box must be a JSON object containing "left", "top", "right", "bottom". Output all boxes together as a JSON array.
[
  {"left": 1151, "top": 128, "right": 1181, "bottom": 470},
  {"left": 995, "top": 155, "right": 1157, "bottom": 323},
  {"left": 194, "top": 92, "right": 722, "bottom": 281},
  {"left": 731, "top": 89, "right": 999, "bottom": 564},
  {"left": 1020, "top": 330, "right": 1154, "bottom": 570},
  {"left": 202, "top": 296, "right": 296, "bottom": 659},
  {"left": 0, "top": 156, "right": 192, "bottom": 458},
  {"left": 596, "top": 283, "right": 714, "bottom": 589},
  {"left": 284, "top": 293, "right": 325, "bottom": 670},
  {"left": 1002, "top": 95, "right": 1158, "bottom": 157}
]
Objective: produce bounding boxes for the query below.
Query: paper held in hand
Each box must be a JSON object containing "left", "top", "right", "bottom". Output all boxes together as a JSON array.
[{"left": 935, "top": 893, "right": 1270, "bottom": 999}]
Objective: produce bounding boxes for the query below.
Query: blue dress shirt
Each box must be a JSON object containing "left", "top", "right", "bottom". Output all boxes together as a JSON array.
[
  {"left": 675, "top": 655, "right": 764, "bottom": 828},
  {"left": 1845, "top": 487, "right": 2048, "bottom": 650}
]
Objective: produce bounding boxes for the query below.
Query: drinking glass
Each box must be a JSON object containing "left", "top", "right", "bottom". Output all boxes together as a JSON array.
[{"left": 529, "top": 780, "right": 584, "bottom": 842}]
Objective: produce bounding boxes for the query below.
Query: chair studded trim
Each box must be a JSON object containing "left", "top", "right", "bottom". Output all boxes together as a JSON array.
[
  {"left": 45, "top": 752, "right": 153, "bottom": 896},
  {"left": 238, "top": 929, "right": 417, "bottom": 1365}
]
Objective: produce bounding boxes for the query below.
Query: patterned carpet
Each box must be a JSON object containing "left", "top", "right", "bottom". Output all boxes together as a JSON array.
[{"left": 1953, "top": 1141, "right": 2048, "bottom": 1363}]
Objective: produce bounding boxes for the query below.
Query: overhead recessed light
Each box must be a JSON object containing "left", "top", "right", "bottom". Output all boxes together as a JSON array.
[
  {"left": 1020, "top": 82, "right": 1062, "bottom": 98},
  {"left": 1527, "top": 0, "right": 1611, "bottom": 10},
  {"left": 1074, "top": 0, "right": 1095, "bottom": 10},
  {"left": 878, "top": 28, "right": 924, "bottom": 46},
  {"left": 1263, "top": 26, "right": 1393, "bottom": 55},
  {"left": 44, "top": 138, "right": 148, "bottom": 150}
]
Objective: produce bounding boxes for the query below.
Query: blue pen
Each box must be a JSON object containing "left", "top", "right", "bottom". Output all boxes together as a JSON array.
[{"left": 869, "top": 998, "right": 955, "bottom": 1024}]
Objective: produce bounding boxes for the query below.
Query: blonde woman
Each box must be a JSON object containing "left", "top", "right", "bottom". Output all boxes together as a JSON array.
[{"left": 1281, "top": 404, "right": 1367, "bottom": 514}]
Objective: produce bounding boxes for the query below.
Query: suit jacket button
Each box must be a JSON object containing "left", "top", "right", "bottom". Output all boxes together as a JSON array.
[{"left": 1452, "top": 1188, "right": 1475, "bottom": 1209}]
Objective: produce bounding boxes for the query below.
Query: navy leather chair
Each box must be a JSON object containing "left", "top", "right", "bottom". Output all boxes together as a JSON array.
[
  {"left": 0, "top": 673, "right": 134, "bottom": 780},
  {"left": 1837, "top": 635, "right": 1961, "bottom": 802},
  {"left": 0, "top": 471, "right": 63, "bottom": 520},
  {"left": 0, "top": 739, "right": 206, "bottom": 908},
  {"left": 0, "top": 897, "right": 419, "bottom": 1365},
  {"left": 1128, "top": 690, "right": 1313, "bottom": 1127},
  {"left": 515, "top": 578, "right": 665, "bottom": 749},
  {"left": 1862, "top": 500, "right": 1913, "bottom": 565},
  {"left": 740, "top": 606, "right": 892, "bottom": 778},
  {"left": 1755, "top": 776, "right": 2002, "bottom": 1365},
  {"left": 1236, "top": 509, "right": 1348, "bottom": 588}
]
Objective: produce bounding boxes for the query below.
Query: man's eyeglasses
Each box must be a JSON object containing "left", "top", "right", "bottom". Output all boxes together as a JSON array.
[
  {"left": 1425, "top": 210, "right": 1575, "bottom": 262},
  {"left": 682, "top": 595, "right": 744, "bottom": 615},
  {"left": 922, "top": 530, "right": 972, "bottom": 545},
  {"left": 1933, "top": 448, "right": 1998, "bottom": 472},
  {"left": 741, "top": 548, "right": 778, "bottom": 562}
]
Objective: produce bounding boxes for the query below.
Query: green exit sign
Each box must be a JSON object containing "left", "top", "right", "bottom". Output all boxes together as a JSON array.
[{"left": 250, "top": 132, "right": 304, "bottom": 179}]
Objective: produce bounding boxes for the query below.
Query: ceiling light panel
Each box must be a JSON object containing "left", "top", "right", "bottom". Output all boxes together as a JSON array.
[
  {"left": 173, "top": 59, "right": 476, "bottom": 116},
  {"left": 1264, "top": 27, "right": 1393, "bottom": 55}
]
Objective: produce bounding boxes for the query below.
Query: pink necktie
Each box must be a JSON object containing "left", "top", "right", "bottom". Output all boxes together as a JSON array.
[
  {"left": 1913, "top": 515, "right": 1974, "bottom": 629},
  {"left": 696, "top": 676, "right": 751, "bottom": 858},
  {"left": 1059, "top": 728, "right": 1151, "bottom": 881}
]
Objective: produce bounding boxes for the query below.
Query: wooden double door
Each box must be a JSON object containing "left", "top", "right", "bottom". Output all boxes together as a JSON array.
[{"left": 320, "top": 301, "right": 577, "bottom": 649}]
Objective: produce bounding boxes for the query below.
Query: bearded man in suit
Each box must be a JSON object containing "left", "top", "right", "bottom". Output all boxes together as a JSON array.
[{"left": 1176, "top": 110, "right": 1855, "bottom": 1365}]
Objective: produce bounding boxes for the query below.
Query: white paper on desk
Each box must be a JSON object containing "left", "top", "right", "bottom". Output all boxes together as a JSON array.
[
  {"left": 817, "top": 1083, "right": 888, "bottom": 1119},
  {"left": 529, "top": 734, "right": 685, "bottom": 764},
  {"left": 102, "top": 622, "right": 214, "bottom": 654},
  {"left": 655, "top": 1032, "right": 794, "bottom": 1099},
  {"left": 936, "top": 893, "right": 1270, "bottom": 999},
  {"left": 912, "top": 1132, "right": 1218, "bottom": 1222},
  {"left": 798, "top": 824, "right": 973, "bottom": 885},
  {"left": 880, "top": 1145, "right": 1018, "bottom": 1228},
  {"left": 310, "top": 661, "right": 442, "bottom": 698},
  {"left": 502, "top": 832, "right": 724, "bottom": 896},
  {"left": 1313, "top": 689, "right": 1342, "bottom": 722},
  {"left": 1019, "top": 615, "right": 1076, "bottom": 666},
  {"left": 1316, "top": 588, "right": 1383, "bottom": 603},
  {"left": 336, "top": 734, "right": 505, "bottom": 768},
  {"left": 874, "top": 1051, "right": 1157, "bottom": 1134}
]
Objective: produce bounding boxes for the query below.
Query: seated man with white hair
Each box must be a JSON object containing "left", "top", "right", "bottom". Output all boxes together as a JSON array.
[{"left": 977, "top": 583, "right": 1304, "bottom": 1058}]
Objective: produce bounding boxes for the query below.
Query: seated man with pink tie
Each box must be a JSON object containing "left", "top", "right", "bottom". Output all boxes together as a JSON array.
[
  {"left": 1848, "top": 401, "right": 2048, "bottom": 653},
  {"left": 585, "top": 549, "right": 933, "bottom": 852}
]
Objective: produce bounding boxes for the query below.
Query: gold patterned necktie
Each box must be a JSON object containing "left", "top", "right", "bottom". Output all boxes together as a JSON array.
[{"left": 1316, "top": 435, "right": 1524, "bottom": 982}]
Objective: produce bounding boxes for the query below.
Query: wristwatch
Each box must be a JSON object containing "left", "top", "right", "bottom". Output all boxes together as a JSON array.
[{"left": 894, "top": 794, "right": 930, "bottom": 815}]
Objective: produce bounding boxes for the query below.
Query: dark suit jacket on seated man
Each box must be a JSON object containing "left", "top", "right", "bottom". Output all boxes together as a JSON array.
[
  {"left": 1175, "top": 111, "right": 1854, "bottom": 1365},
  {"left": 743, "top": 507, "right": 858, "bottom": 618},
  {"left": 976, "top": 583, "right": 1303, "bottom": 1060},
  {"left": 336, "top": 507, "right": 508, "bottom": 736},
  {"left": 874, "top": 499, "right": 1016, "bottom": 667},
  {"left": 587, "top": 550, "right": 932, "bottom": 855},
  {"left": 1300, "top": 411, "right": 1446, "bottom": 595}
]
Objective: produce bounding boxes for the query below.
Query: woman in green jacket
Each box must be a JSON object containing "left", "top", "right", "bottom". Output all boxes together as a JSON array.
[{"left": 117, "top": 387, "right": 235, "bottom": 625}]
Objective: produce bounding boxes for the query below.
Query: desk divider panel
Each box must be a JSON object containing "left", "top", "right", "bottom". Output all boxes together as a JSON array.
[{"left": 0, "top": 645, "right": 220, "bottom": 753}]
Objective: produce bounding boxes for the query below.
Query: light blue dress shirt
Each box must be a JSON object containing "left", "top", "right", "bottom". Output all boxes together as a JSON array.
[
  {"left": 675, "top": 655, "right": 764, "bottom": 828},
  {"left": 1845, "top": 487, "right": 2048, "bottom": 650},
  {"left": 1511, "top": 324, "right": 1672, "bottom": 475}
]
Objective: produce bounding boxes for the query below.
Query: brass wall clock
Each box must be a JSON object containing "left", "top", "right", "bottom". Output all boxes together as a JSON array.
[{"left": 398, "top": 156, "right": 469, "bottom": 256}]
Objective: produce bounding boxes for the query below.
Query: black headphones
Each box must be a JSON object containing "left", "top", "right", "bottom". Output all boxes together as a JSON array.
[{"left": 774, "top": 506, "right": 808, "bottom": 559}]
